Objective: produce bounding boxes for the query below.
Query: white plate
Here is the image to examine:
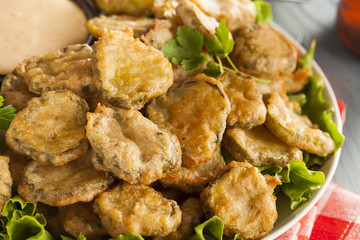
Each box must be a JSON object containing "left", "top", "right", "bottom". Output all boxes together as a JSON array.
[{"left": 263, "top": 23, "right": 343, "bottom": 240}]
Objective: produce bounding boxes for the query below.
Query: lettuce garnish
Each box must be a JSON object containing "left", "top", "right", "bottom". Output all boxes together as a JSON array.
[
  {"left": 253, "top": 0, "right": 273, "bottom": 24},
  {"left": 0, "top": 96, "right": 16, "bottom": 151}
]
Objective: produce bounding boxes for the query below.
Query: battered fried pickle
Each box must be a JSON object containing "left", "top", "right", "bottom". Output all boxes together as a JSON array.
[
  {"left": 200, "top": 161, "right": 280, "bottom": 239},
  {"left": 1, "top": 63, "right": 37, "bottom": 111},
  {"left": 231, "top": 24, "right": 298, "bottom": 78},
  {"left": 152, "top": 0, "right": 181, "bottom": 22},
  {"left": 6, "top": 90, "right": 89, "bottom": 166},
  {"left": 86, "top": 105, "right": 182, "bottom": 185},
  {"left": 96, "top": 0, "right": 155, "bottom": 16},
  {"left": 0, "top": 156, "right": 12, "bottom": 212},
  {"left": 88, "top": 15, "right": 154, "bottom": 38},
  {"left": 222, "top": 125, "right": 303, "bottom": 167},
  {"left": 94, "top": 183, "right": 182, "bottom": 237},
  {"left": 282, "top": 68, "right": 309, "bottom": 93},
  {"left": 23, "top": 44, "right": 98, "bottom": 100},
  {"left": 219, "top": 72, "right": 266, "bottom": 129},
  {"left": 3, "top": 150, "right": 29, "bottom": 192},
  {"left": 160, "top": 146, "right": 226, "bottom": 193},
  {"left": 176, "top": 0, "right": 219, "bottom": 38},
  {"left": 93, "top": 30, "right": 173, "bottom": 110},
  {"left": 155, "top": 198, "right": 203, "bottom": 240},
  {"left": 60, "top": 202, "right": 109, "bottom": 240},
  {"left": 264, "top": 93, "right": 335, "bottom": 157},
  {"left": 147, "top": 73, "right": 231, "bottom": 168},
  {"left": 17, "top": 151, "right": 115, "bottom": 207},
  {"left": 141, "top": 19, "right": 177, "bottom": 50},
  {"left": 189, "top": 0, "right": 256, "bottom": 31},
  {"left": 36, "top": 203, "right": 67, "bottom": 237}
]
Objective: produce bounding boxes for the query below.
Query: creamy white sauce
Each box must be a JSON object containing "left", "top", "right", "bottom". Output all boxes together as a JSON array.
[{"left": 0, "top": 0, "right": 88, "bottom": 74}]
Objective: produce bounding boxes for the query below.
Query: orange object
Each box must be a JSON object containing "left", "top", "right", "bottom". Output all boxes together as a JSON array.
[{"left": 337, "top": 0, "right": 360, "bottom": 55}]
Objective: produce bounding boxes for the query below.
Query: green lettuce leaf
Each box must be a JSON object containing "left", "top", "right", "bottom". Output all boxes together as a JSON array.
[
  {"left": 253, "top": 0, "right": 273, "bottom": 24},
  {"left": 61, "top": 233, "right": 87, "bottom": 240},
  {"left": 302, "top": 76, "right": 344, "bottom": 152},
  {"left": 298, "top": 40, "right": 316, "bottom": 76},
  {"left": 281, "top": 160, "right": 325, "bottom": 210}
]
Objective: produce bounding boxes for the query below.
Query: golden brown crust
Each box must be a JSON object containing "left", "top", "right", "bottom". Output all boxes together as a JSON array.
[
  {"left": 60, "top": 202, "right": 109, "bottom": 240},
  {"left": 200, "top": 161, "right": 280, "bottom": 239},
  {"left": 160, "top": 146, "right": 226, "bottom": 194},
  {"left": 93, "top": 30, "right": 174, "bottom": 110},
  {"left": 264, "top": 92, "right": 335, "bottom": 157},
  {"left": 88, "top": 15, "right": 154, "bottom": 38},
  {"left": 231, "top": 24, "right": 298, "bottom": 78},
  {"left": 222, "top": 125, "right": 303, "bottom": 167},
  {"left": 147, "top": 73, "right": 231, "bottom": 168},
  {"left": 1, "top": 63, "right": 38, "bottom": 111},
  {"left": 6, "top": 90, "right": 89, "bottom": 166},
  {"left": 141, "top": 19, "right": 177, "bottom": 50},
  {"left": 219, "top": 72, "right": 266, "bottom": 129},
  {"left": 94, "top": 183, "right": 182, "bottom": 237},
  {"left": 155, "top": 198, "right": 203, "bottom": 240},
  {"left": 0, "top": 156, "right": 12, "bottom": 212},
  {"left": 96, "top": 0, "right": 155, "bottom": 16},
  {"left": 86, "top": 105, "right": 182, "bottom": 185},
  {"left": 17, "top": 151, "right": 115, "bottom": 206},
  {"left": 23, "top": 44, "right": 98, "bottom": 100}
]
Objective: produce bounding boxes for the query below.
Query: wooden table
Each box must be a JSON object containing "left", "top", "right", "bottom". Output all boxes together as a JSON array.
[{"left": 272, "top": 0, "right": 360, "bottom": 194}]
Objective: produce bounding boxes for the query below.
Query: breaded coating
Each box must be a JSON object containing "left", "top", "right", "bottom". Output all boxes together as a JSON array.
[
  {"left": 231, "top": 24, "right": 298, "bottom": 78},
  {"left": 23, "top": 44, "right": 98, "bottom": 100},
  {"left": 141, "top": 19, "right": 177, "bottom": 50},
  {"left": 257, "top": 76, "right": 287, "bottom": 97},
  {"left": 60, "top": 202, "right": 109, "bottom": 240},
  {"left": 3, "top": 150, "right": 29, "bottom": 192},
  {"left": 93, "top": 30, "right": 174, "bottom": 110},
  {"left": 160, "top": 146, "right": 226, "bottom": 193},
  {"left": 264, "top": 93, "right": 335, "bottom": 157},
  {"left": 152, "top": 184, "right": 185, "bottom": 202},
  {"left": 86, "top": 105, "right": 182, "bottom": 185},
  {"left": 155, "top": 198, "right": 203, "bottom": 240},
  {"left": 88, "top": 15, "right": 154, "bottom": 38},
  {"left": 176, "top": 0, "right": 219, "bottom": 38},
  {"left": 94, "top": 183, "right": 182, "bottom": 237},
  {"left": 96, "top": 0, "right": 155, "bottom": 15},
  {"left": 17, "top": 152, "right": 115, "bottom": 207},
  {"left": 282, "top": 68, "right": 309, "bottom": 93},
  {"left": 200, "top": 161, "right": 280, "bottom": 239},
  {"left": 1, "top": 63, "right": 38, "bottom": 111},
  {"left": 152, "top": 0, "right": 181, "bottom": 22},
  {"left": 147, "top": 73, "right": 231, "bottom": 168},
  {"left": 0, "top": 156, "right": 12, "bottom": 212},
  {"left": 6, "top": 90, "right": 89, "bottom": 166},
  {"left": 190, "top": 0, "right": 256, "bottom": 31},
  {"left": 222, "top": 125, "right": 303, "bottom": 167},
  {"left": 219, "top": 72, "right": 266, "bottom": 129}
]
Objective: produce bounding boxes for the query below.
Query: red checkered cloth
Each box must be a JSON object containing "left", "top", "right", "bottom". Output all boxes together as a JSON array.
[
  {"left": 276, "top": 100, "right": 360, "bottom": 239},
  {"left": 276, "top": 183, "right": 360, "bottom": 240}
]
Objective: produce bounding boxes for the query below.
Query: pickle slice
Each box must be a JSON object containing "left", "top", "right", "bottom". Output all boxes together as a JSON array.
[{"left": 0, "top": 156, "right": 12, "bottom": 212}]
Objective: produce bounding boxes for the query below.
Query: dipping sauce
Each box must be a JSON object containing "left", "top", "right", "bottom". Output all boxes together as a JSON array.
[{"left": 0, "top": 0, "right": 88, "bottom": 74}]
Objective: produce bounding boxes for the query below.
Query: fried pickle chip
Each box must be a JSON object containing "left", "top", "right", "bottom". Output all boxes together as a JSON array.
[
  {"left": 219, "top": 72, "right": 266, "bottom": 129},
  {"left": 93, "top": 30, "right": 174, "bottom": 110},
  {"left": 3, "top": 150, "right": 30, "bottom": 192},
  {"left": 60, "top": 202, "right": 109, "bottom": 240},
  {"left": 0, "top": 156, "right": 12, "bottom": 212},
  {"left": 222, "top": 125, "right": 303, "bottom": 167},
  {"left": 88, "top": 15, "right": 154, "bottom": 38},
  {"left": 176, "top": 0, "right": 218, "bottom": 38},
  {"left": 152, "top": 0, "right": 181, "bottom": 22},
  {"left": 189, "top": 0, "right": 256, "bottom": 31},
  {"left": 23, "top": 44, "right": 98, "bottom": 100},
  {"left": 141, "top": 19, "right": 177, "bottom": 50},
  {"left": 86, "top": 105, "right": 182, "bottom": 184},
  {"left": 231, "top": 24, "right": 298, "bottom": 78},
  {"left": 160, "top": 146, "right": 226, "bottom": 193},
  {"left": 6, "top": 90, "right": 89, "bottom": 166},
  {"left": 200, "top": 161, "right": 280, "bottom": 239},
  {"left": 264, "top": 93, "right": 335, "bottom": 157},
  {"left": 282, "top": 68, "right": 309, "bottom": 93},
  {"left": 17, "top": 152, "right": 115, "bottom": 207},
  {"left": 96, "top": 0, "right": 155, "bottom": 15},
  {"left": 147, "top": 73, "right": 231, "bottom": 168},
  {"left": 36, "top": 203, "right": 67, "bottom": 237},
  {"left": 1, "top": 63, "right": 38, "bottom": 111},
  {"left": 94, "top": 183, "right": 182, "bottom": 237},
  {"left": 155, "top": 198, "right": 203, "bottom": 240}
]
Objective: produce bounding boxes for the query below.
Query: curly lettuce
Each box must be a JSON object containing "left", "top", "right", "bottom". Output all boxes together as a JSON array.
[{"left": 253, "top": 0, "right": 272, "bottom": 24}]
